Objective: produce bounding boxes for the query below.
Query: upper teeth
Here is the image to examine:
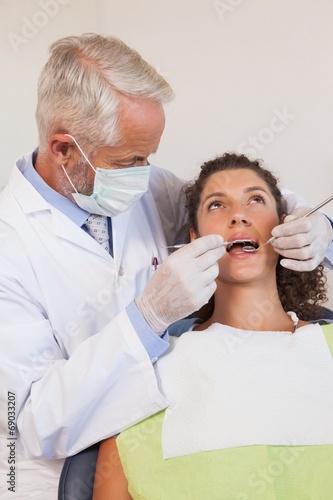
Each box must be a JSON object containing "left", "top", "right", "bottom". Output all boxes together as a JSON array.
[{"left": 226, "top": 240, "right": 258, "bottom": 252}]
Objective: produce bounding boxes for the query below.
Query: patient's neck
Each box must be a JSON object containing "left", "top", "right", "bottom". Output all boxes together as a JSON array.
[{"left": 197, "top": 277, "right": 294, "bottom": 332}]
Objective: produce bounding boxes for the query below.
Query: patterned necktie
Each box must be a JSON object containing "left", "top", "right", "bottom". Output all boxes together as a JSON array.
[{"left": 85, "top": 214, "right": 110, "bottom": 253}]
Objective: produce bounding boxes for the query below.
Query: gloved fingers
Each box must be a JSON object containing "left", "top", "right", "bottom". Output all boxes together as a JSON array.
[
  {"left": 279, "top": 257, "right": 318, "bottom": 272},
  {"left": 271, "top": 210, "right": 332, "bottom": 269},
  {"left": 159, "top": 246, "right": 224, "bottom": 286},
  {"left": 276, "top": 237, "right": 327, "bottom": 271},
  {"left": 194, "top": 260, "right": 220, "bottom": 285},
  {"left": 273, "top": 236, "right": 328, "bottom": 258},
  {"left": 192, "top": 281, "right": 217, "bottom": 308},
  {"left": 273, "top": 243, "right": 314, "bottom": 262},
  {"left": 194, "top": 246, "right": 225, "bottom": 272},
  {"left": 136, "top": 234, "right": 226, "bottom": 334},
  {"left": 171, "top": 244, "right": 224, "bottom": 273},
  {"left": 271, "top": 214, "right": 313, "bottom": 239},
  {"left": 163, "top": 281, "right": 217, "bottom": 329},
  {"left": 284, "top": 206, "right": 313, "bottom": 220},
  {"left": 180, "top": 234, "right": 224, "bottom": 258},
  {"left": 272, "top": 210, "right": 330, "bottom": 241},
  {"left": 165, "top": 235, "right": 225, "bottom": 275},
  {"left": 170, "top": 278, "right": 217, "bottom": 312},
  {"left": 271, "top": 233, "right": 313, "bottom": 252},
  {"left": 163, "top": 259, "right": 220, "bottom": 298}
]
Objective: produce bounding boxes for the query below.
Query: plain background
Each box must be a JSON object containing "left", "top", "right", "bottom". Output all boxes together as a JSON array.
[{"left": 1, "top": 0, "right": 332, "bottom": 305}]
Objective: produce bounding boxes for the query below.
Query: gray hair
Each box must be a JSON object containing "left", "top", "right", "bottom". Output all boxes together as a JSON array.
[{"left": 36, "top": 33, "right": 174, "bottom": 154}]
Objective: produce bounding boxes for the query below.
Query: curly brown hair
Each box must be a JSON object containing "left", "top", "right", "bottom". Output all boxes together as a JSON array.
[{"left": 183, "top": 153, "right": 327, "bottom": 321}]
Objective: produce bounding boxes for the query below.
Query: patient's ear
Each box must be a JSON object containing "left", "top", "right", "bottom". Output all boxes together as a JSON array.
[{"left": 189, "top": 228, "right": 198, "bottom": 242}]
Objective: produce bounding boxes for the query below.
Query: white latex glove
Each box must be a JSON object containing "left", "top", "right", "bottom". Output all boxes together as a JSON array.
[
  {"left": 136, "top": 234, "right": 225, "bottom": 333},
  {"left": 271, "top": 208, "right": 333, "bottom": 271}
]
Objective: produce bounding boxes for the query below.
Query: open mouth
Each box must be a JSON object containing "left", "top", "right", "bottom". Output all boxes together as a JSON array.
[{"left": 226, "top": 240, "right": 259, "bottom": 253}]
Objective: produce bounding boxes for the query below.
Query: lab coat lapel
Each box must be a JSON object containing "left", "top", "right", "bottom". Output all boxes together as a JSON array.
[
  {"left": 111, "top": 187, "right": 172, "bottom": 275},
  {"left": 51, "top": 211, "right": 113, "bottom": 260},
  {"left": 10, "top": 164, "right": 113, "bottom": 261},
  {"left": 139, "top": 189, "right": 169, "bottom": 249},
  {"left": 111, "top": 209, "right": 132, "bottom": 273}
]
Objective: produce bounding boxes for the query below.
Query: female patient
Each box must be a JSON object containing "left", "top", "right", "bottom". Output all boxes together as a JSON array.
[{"left": 93, "top": 153, "right": 333, "bottom": 500}]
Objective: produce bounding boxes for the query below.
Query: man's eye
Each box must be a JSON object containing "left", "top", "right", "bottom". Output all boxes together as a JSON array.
[
  {"left": 127, "top": 159, "right": 148, "bottom": 167},
  {"left": 115, "top": 157, "right": 148, "bottom": 168}
]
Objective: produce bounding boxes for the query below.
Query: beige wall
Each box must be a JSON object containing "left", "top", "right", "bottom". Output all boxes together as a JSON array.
[{"left": 1, "top": 0, "right": 332, "bottom": 304}]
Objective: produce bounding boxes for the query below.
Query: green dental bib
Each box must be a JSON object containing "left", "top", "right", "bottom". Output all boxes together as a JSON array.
[{"left": 117, "top": 324, "right": 333, "bottom": 500}]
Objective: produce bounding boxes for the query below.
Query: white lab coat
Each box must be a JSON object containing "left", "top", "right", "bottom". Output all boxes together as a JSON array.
[{"left": 0, "top": 153, "right": 187, "bottom": 497}]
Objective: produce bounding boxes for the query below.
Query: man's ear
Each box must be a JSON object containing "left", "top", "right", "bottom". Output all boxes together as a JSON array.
[{"left": 49, "top": 134, "right": 77, "bottom": 166}]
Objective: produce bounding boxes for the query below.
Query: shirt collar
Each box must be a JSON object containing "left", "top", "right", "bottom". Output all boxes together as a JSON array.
[{"left": 23, "top": 150, "right": 90, "bottom": 227}]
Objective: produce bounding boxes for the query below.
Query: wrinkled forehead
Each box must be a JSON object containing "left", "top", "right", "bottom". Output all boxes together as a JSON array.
[{"left": 200, "top": 168, "right": 270, "bottom": 196}]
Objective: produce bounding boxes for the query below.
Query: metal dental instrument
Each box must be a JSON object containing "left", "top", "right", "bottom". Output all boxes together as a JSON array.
[
  {"left": 161, "top": 239, "right": 248, "bottom": 250},
  {"left": 242, "top": 193, "right": 333, "bottom": 253},
  {"left": 242, "top": 236, "right": 275, "bottom": 253}
]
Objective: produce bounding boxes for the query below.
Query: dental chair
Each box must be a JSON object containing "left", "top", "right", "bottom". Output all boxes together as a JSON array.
[
  {"left": 58, "top": 442, "right": 100, "bottom": 500},
  {"left": 311, "top": 306, "right": 333, "bottom": 324}
]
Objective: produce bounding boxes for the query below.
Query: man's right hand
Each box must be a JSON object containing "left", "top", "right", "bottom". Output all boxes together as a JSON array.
[{"left": 136, "top": 234, "right": 225, "bottom": 333}]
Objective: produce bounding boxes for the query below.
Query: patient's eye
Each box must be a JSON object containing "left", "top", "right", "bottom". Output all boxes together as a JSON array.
[
  {"left": 249, "top": 194, "right": 266, "bottom": 204},
  {"left": 208, "top": 200, "right": 223, "bottom": 210}
]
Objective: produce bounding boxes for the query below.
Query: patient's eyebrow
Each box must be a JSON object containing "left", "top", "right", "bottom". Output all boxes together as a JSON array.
[
  {"left": 202, "top": 192, "right": 226, "bottom": 204},
  {"left": 244, "top": 186, "right": 270, "bottom": 195},
  {"left": 202, "top": 186, "right": 270, "bottom": 205}
]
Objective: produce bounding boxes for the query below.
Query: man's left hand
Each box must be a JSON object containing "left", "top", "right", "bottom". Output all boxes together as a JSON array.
[{"left": 271, "top": 208, "right": 333, "bottom": 272}]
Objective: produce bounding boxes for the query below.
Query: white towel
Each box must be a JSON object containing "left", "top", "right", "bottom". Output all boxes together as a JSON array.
[{"left": 155, "top": 323, "right": 333, "bottom": 459}]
